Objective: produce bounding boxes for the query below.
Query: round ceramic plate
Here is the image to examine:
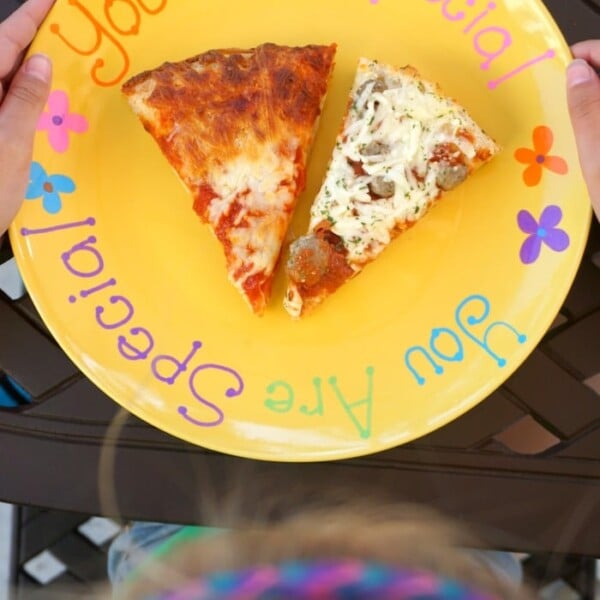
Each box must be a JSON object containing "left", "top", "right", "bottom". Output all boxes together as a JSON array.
[{"left": 10, "top": 0, "right": 590, "bottom": 461}]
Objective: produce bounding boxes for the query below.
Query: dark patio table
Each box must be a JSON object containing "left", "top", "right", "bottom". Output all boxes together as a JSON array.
[{"left": 0, "top": 0, "right": 599, "bottom": 560}]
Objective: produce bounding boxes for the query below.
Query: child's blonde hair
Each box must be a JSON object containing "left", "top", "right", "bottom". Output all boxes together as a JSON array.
[{"left": 114, "top": 502, "right": 533, "bottom": 599}]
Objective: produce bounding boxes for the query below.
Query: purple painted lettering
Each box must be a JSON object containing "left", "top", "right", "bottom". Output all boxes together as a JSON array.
[
  {"left": 21, "top": 205, "right": 244, "bottom": 429},
  {"left": 21, "top": 217, "right": 96, "bottom": 237},
  {"left": 61, "top": 236, "right": 104, "bottom": 278},
  {"left": 118, "top": 327, "right": 154, "bottom": 360},
  {"left": 69, "top": 277, "right": 117, "bottom": 303},
  {"left": 179, "top": 363, "right": 244, "bottom": 428},
  {"left": 151, "top": 341, "right": 202, "bottom": 385},
  {"left": 95, "top": 295, "right": 134, "bottom": 330},
  {"left": 80, "top": 277, "right": 117, "bottom": 298}
]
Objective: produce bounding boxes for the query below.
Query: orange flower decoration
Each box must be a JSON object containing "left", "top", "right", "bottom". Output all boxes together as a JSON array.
[{"left": 514, "top": 125, "right": 568, "bottom": 187}]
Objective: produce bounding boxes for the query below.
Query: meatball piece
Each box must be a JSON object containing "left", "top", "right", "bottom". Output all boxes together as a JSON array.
[
  {"left": 369, "top": 176, "right": 396, "bottom": 199},
  {"left": 287, "top": 234, "right": 332, "bottom": 286},
  {"left": 436, "top": 163, "right": 469, "bottom": 191},
  {"left": 361, "top": 141, "right": 390, "bottom": 156},
  {"left": 357, "top": 77, "right": 387, "bottom": 97}
]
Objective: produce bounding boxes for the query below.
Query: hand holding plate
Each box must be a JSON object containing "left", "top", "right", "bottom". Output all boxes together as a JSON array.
[
  {"left": 0, "top": 0, "right": 54, "bottom": 235},
  {"left": 567, "top": 41, "right": 600, "bottom": 222}
]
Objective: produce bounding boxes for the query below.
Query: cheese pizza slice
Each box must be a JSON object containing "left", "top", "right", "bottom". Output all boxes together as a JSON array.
[
  {"left": 122, "top": 43, "right": 336, "bottom": 314},
  {"left": 284, "top": 59, "right": 500, "bottom": 318}
]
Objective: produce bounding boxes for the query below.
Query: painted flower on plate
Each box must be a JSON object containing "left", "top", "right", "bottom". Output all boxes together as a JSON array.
[
  {"left": 514, "top": 125, "right": 568, "bottom": 187},
  {"left": 37, "top": 90, "right": 88, "bottom": 153},
  {"left": 517, "top": 205, "right": 570, "bottom": 264},
  {"left": 26, "top": 162, "right": 76, "bottom": 214}
]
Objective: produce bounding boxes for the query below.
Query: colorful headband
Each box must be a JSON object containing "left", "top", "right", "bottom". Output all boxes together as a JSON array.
[{"left": 146, "top": 560, "right": 501, "bottom": 600}]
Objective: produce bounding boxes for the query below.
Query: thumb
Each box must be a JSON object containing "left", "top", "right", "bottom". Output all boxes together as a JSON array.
[
  {"left": 566, "top": 58, "right": 600, "bottom": 222},
  {"left": 0, "top": 54, "right": 51, "bottom": 234},
  {"left": 0, "top": 53, "right": 52, "bottom": 145}
]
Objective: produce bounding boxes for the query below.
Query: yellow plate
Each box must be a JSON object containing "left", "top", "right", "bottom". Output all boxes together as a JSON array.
[{"left": 11, "top": 0, "right": 590, "bottom": 461}]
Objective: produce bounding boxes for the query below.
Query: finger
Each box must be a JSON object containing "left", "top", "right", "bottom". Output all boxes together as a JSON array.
[
  {"left": 0, "top": 0, "right": 56, "bottom": 80},
  {"left": 0, "top": 53, "right": 52, "bottom": 137},
  {"left": 566, "top": 58, "right": 600, "bottom": 222},
  {"left": 0, "top": 54, "right": 52, "bottom": 232},
  {"left": 571, "top": 40, "right": 600, "bottom": 68}
]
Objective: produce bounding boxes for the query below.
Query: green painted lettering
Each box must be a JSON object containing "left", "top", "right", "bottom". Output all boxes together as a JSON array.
[
  {"left": 264, "top": 381, "right": 294, "bottom": 413},
  {"left": 299, "top": 377, "right": 325, "bottom": 416},
  {"left": 328, "top": 367, "right": 375, "bottom": 439}
]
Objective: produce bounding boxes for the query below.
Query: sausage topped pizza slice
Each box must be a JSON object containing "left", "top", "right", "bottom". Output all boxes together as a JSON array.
[
  {"left": 122, "top": 43, "right": 336, "bottom": 314},
  {"left": 284, "top": 59, "right": 500, "bottom": 318}
]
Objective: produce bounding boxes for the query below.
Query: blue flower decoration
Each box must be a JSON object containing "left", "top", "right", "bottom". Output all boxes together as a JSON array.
[{"left": 25, "top": 162, "right": 75, "bottom": 214}]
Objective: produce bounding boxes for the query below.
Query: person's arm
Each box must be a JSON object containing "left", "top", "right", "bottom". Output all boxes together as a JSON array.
[
  {"left": 0, "top": 0, "right": 55, "bottom": 236},
  {"left": 567, "top": 41, "right": 600, "bottom": 223}
]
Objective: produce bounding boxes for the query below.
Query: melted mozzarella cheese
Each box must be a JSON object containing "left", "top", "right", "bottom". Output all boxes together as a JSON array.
[
  {"left": 206, "top": 144, "right": 300, "bottom": 282},
  {"left": 308, "top": 59, "right": 488, "bottom": 266}
]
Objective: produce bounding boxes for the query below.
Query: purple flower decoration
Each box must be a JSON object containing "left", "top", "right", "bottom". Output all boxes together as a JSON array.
[{"left": 517, "top": 205, "right": 570, "bottom": 264}]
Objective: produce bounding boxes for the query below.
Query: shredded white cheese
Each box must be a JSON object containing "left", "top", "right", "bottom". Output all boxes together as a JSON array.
[
  {"left": 205, "top": 144, "right": 300, "bottom": 282},
  {"left": 308, "top": 58, "right": 493, "bottom": 266}
]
